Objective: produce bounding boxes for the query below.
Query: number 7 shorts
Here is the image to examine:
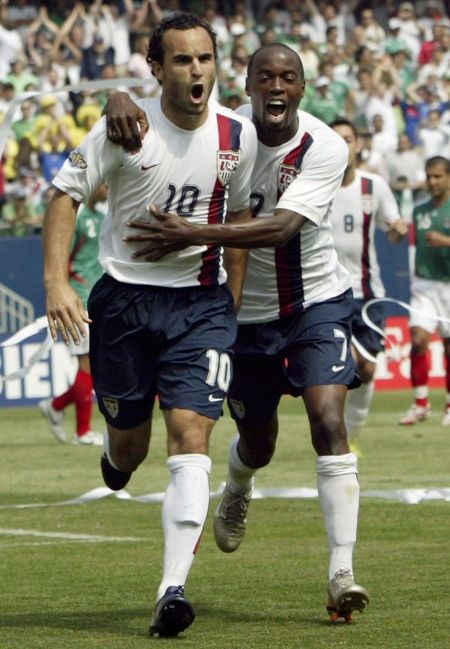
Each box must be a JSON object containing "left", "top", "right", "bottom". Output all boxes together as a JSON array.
[{"left": 228, "top": 289, "right": 360, "bottom": 425}]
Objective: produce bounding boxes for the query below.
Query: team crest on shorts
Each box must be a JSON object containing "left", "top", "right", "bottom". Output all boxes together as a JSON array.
[
  {"left": 361, "top": 194, "right": 374, "bottom": 214},
  {"left": 229, "top": 398, "right": 245, "bottom": 420},
  {"left": 278, "top": 164, "right": 298, "bottom": 194},
  {"left": 102, "top": 397, "right": 118, "bottom": 418},
  {"left": 217, "top": 150, "right": 240, "bottom": 187},
  {"left": 68, "top": 150, "right": 88, "bottom": 169}
]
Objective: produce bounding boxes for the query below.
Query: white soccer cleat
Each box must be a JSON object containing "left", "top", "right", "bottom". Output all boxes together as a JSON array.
[
  {"left": 441, "top": 409, "right": 450, "bottom": 426},
  {"left": 213, "top": 482, "right": 253, "bottom": 553},
  {"left": 399, "top": 403, "right": 431, "bottom": 426},
  {"left": 73, "top": 430, "right": 104, "bottom": 446},
  {"left": 38, "top": 398, "right": 67, "bottom": 443},
  {"left": 327, "top": 569, "right": 369, "bottom": 623}
]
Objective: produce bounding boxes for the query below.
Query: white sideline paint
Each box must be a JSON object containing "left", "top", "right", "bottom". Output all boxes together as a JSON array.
[
  {"left": 0, "top": 528, "right": 145, "bottom": 542},
  {"left": 0, "top": 485, "right": 449, "bottom": 511}
]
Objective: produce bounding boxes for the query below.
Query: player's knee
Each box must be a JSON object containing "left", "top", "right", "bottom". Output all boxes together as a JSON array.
[
  {"left": 410, "top": 328, "right": 430, "bottom": 353},
  {"left": 244, "top": 436, "right": 276, "bottom": 468},
  {"left": 310, "top": 411, "right": 346, "bottom": 455},
  {"left": 110, "top": 439, "right": 148, "bottom": 473},
  {"left": 357, "top": 361, "right": 375, "bottom": 384}
]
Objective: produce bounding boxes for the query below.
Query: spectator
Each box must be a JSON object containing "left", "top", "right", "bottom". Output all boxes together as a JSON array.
[
  {"left": 5, "top": 54, "right": 39, "bottom": 94},
  {"left": 302, "top": 76, "right": 341, "bottom": 124},
  {"left": 25, "top": 5, "right": 59, "bottom": 70},
  {"left": 11, "top": 99, "right": 36, "bottom": 142},
  {"left": 100, "top": 1, "right": 135, "bottom": 75},
  {"left": 0, "top": 13, "right": 23, "bottom": 78},
  {"left": 80, "top": 34, "right": 115, "bottom": 80},
  {"left": 359, "top": 7, "right": 385, "bottom": 53},
  {"left": 370, "top": 113, "right": 398, "bottom": 157},
  {"left": 0, "top": 0, "right": 38, "bottom": 43},
  {"left": 418, "top": 108, "right": 450, "bottom": 159},
  {"left": 296, "top": 28, "right": 320, "bottom": 80},
  {"left": 385, "top": 133, "right": 426, "bottom": 203},
  {"left": 395, "top": 2, "right": 422, "bottom": 61}
]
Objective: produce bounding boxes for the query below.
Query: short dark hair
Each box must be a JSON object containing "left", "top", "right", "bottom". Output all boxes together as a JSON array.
[
  {"left": 329, "top": 117, "right": 359, "bottom": 137},
  {"left": 425, "top": 155, "right": 450, "bottom": 173},
  {"left": 146, "top": 12, "right": 218, "bottom": 67},
  {"left": 247, "top": 43, "right": 304, "bottom": 79}
]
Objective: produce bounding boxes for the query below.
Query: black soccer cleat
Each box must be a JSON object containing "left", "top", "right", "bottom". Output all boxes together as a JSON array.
[
  {"left": 100, "top": 453, "right": 131, "bottom": 491},
  {"left": 149, "top": 586, "right": 195, "bottom": 638}
]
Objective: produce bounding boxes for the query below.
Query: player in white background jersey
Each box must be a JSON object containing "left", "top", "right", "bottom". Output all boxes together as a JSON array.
[
  {"left": 329, "top": 118, "right": 408, "bottom": 448},
  {"left": 105, "top": 43, "right": 370, "bottom": 623},
  {"left": 42, "top": 13, "right": 257, "bottom": 639}
]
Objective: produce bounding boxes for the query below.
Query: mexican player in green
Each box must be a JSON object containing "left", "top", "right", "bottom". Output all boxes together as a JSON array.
[
  {"left": 399, "top": 156, "right": 450, "bottom": 426},
  {"left": 39, "top": 184, "right": 108, "bottom": 444}
]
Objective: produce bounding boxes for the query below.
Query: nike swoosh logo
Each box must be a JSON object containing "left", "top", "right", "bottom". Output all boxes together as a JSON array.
[
  {"left": 331, "top": 364, "right": 345, "bottom": 372},
  {"left": 208, "top": 395, "right": 224, "bottom": 402},
  {"left": 141, "top": 163, "right": 159, "bottom": 171}
]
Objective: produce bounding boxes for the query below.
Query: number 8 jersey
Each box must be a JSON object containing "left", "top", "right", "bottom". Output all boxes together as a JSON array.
[{"left": 53, "top": 97, "right": 257, "bottom": 288}]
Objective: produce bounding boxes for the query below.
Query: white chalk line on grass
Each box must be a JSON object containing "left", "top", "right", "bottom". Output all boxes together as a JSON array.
[
  {"left": 0, "top": 485, "right": 449, "bottom": 510},
  {"left": 0, "top": 528, "right": 145, "bottom": 543}
]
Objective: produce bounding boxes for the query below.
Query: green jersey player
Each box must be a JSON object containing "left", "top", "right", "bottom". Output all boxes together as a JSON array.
[{"left": 399, "top": 156, "right": 450, "bottom": 426}]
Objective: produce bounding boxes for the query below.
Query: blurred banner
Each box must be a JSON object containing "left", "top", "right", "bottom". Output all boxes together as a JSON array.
[
  {"left": 0, "top": 315, "right": 444, "bottom": 408},
  {"left": 375, "top": 316, "right": 445, "bottom": 390}
]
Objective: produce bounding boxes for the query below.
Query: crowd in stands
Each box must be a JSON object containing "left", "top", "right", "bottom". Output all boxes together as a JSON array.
[{"left": 0, "top": 0, "right": 449, "bottom": 236}]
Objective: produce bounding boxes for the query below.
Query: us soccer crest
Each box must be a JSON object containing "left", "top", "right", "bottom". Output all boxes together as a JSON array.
[
  {"left": 102, "top": 397, "right": 118, "bottom": 418},
  {"left": 217, "top": 150, "right": 240, "bottom": 187},
  {"left": 361, "top": 194, "right": 374, "bottom": 214},
  {"left": 278, "top": 164, "right": 298, "bottom": 194},
  {"left": 68, "top": 150, "right": 88, "bottom": 169}
]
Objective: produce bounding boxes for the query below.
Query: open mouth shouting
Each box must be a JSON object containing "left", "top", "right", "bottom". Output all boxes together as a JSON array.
[
  {"left": 191, "top": 83, "right": 204, "bottom": 102},
  {"left": 266, "top": 98, "right": 287, "bottom": 122}
]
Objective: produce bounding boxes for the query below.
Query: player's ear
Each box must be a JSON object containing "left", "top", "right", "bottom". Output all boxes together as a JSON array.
[
  {"left": 151, "top": 61, "right": 163, "bottom": 85},
  {"left": 245, "top": 77, "right": 250, "bottom": 97}
]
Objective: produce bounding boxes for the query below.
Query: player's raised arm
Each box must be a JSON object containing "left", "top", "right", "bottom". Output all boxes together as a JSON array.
[{"left": 103, "top": 91, "right": 149, "bottom": 153}]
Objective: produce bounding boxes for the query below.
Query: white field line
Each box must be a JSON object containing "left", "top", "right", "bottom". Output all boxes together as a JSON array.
[
  {"left": 0, "top": 528, "right": 145, "bottom": 542},
  {"left": 0, "top": 485, "right": 449, "bottom": 510}
]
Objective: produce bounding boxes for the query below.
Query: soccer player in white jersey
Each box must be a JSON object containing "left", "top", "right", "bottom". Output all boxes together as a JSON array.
[
  {"left": 106, "top": 43, "right": 370, "bottom": 623},
  {"left": 329, "top": 118, "right": 408, "bottom": 447},
  {"left": 42, "top": 13, "right": 257, "bottom": 638}
]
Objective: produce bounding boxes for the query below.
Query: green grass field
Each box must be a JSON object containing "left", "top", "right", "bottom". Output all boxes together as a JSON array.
[{"left": 1, "top": 390, "right": 449, "bottom": 648}]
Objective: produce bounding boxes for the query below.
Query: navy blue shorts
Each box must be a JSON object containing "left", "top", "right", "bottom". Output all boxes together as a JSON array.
[
  {"left": 228, "top": 289, "right": 359, "bottom": 425},
  {"left": 351, "top": 298, "right": 385, "bottom": 356},
  {"left": 88, "top": 274, "right": 237, "bottom": 429}
]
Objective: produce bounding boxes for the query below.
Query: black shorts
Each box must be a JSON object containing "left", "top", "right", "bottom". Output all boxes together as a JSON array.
[
  {"left": 228, "top": 289, "right": 359, "bottom": 425},
  {"left": 88, "top": 274, "right": 237, "bottom": 429},
  {"left": 351, "top": 298, "right": 385, "bottom": 356}
]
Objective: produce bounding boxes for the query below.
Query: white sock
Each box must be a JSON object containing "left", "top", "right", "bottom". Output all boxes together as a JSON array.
[
  {"left": 345, "top": 381, "right": 375, "bottom": 438},
  {"left": 227, "top": 434, "right": 255, "bottom": 495},
  {"left": 316, "top": 453, "right": 359, "bottom": 581},
  {"left": 413, "top": 385, "right": 429, "bottom": 401},
  {"left": 157, "top": 453, "right": 211, "bottom": 601},
  {"left": 103, "top": 430, "right": 120, "bottom": 470}
]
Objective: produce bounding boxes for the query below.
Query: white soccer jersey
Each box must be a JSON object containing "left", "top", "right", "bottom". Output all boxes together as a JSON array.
[
  {"left": 330, "top": 169, "right": 401, "bottom": 299},
  {"left": 235, "top": 107, "right": 351, "bottom": 324},
  {"left": 53, "top": 97, "right": 257, "bottom": 288}
]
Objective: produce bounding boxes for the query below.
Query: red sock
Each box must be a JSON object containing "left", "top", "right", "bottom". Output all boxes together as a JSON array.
[
  {"left": 53, "top": 385, "right": 76, "bottom": 410},
  {"left": 72, "top": 370, "right": 93, "bottom": 436},
  {"left": 410, "top": 352, "right": 428, "bottom": 388},
  {"left": 445, "top": 355, "right": 450, "bottom": 396}
]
